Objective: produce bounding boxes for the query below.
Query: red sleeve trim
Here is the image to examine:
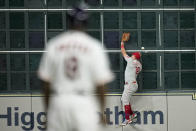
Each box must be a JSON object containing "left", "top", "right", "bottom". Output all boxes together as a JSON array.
[{"left": 121, "top": 44, "right": 124, "bottom": 48}]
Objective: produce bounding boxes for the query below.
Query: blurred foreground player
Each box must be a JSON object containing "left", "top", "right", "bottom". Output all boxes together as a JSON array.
[
  {"left": 120, "top": 33, "right": 142, "bottom": 126},
  {"left": 38, "top": 4, "right": 114, "bottom": 131}
]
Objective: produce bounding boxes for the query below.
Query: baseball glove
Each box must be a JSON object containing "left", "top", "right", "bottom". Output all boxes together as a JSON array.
[{"left": 121, "top": 33, "right": 130, "bottom": 42}]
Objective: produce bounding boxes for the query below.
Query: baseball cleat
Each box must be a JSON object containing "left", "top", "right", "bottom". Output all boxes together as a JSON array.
[
  {"left": 121, "top": 119, "right": 132, "bottom": 126},
  {"left": 131, "top": 113, "right": 137, "bottom": 120}
]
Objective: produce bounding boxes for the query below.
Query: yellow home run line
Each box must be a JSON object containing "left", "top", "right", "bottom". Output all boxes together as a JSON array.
[
  {"left": 0, "top": 92, "right": 195, "bottom": 97},
  {"left": 192, "top": 93, "right": 196, "bottom": 100},
  {"left": 0, "top": 94, "right": 44, "bottom": 97},
  {"left": 107, "top": 92, "right": 194, "bottom": 96}
]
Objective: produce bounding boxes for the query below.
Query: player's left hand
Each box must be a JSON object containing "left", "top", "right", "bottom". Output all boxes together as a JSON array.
[{"left": 121, "top": 33, "right": 130, "bottom": 42}]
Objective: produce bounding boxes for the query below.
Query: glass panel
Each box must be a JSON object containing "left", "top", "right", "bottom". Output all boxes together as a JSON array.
[
  {"left": 29, "top": 12, "right": 44, "bottom": 29},
  {"left": 66, "top": 0, "right": 81, "bottom": 7},
  {"left": 122, "top": 0, "right": 137, "bottom": 6},
  {"left": 47, "top": 0, "right": 62, "bottom": 7},
  {"left": 181, "top": 72, "right": 196, "bottom": 89},
  {"left": 47, "top": 31, "right": 62, "bottom": 40},
  {"left": 87, "top": 31, "right": 101, "bottom": 41},
  {"left": 180, "top": 30, "right": 195, "bottom": 47},
  {"left": 103, "top": 0, "right": 118, "bottom": 6},
  {"left": 29, "top": 32, "right": 44, "bottom": 49},
  {"left": 142, "top": 72, "right": 157, "bottom": 89},
  {"left": 180, "top": 0, "right": 194, "bottom": 6},
  {"left": 141, "top": 0, "right": 156, "bottom": 6},
  {"left": 30, "top": 73, "right": 43, "bottom": 91},
  {"left": 181, "top": 53, "right": 195, "bottom": 69},
  {"left": 163, "top": 0, "right": 178, "bottom": 6},
  {"left": 180, "top": 12, "right": 194, "bottom": 29},
  {"left": 141, "top": 12, "right": 156, "bottom": 29},
  {"left": 104, "top": 12, "right": 119, "bottom": 29},
  {"left": 87, "top": 12, "right": 100, "bottom": 29},
  {"left": 123, "top": 12, "right": 137, "bottom": 29},
  {"left": 106, "top": 72, "right": 120, "bottom": 92},
  {"left": 141, "top": 31, "right": 156, "bottom": 47},
  {"left": 0, "top": 0, "right": 5, "bottom": 6},
  {"left": 10, "top": 54, "right": 26, "bottom": 71},
  {"left": 28, "top": 0, "right": 45, "bottom": 8},
  {"left": 10, "top": 31, "right": 25, "bottom": 48},
  {"left": 164, "top": 72, "right": 179, "bottom": 89},
  {"left": 0, "top": 73, "right": 7, "bottom": 91},
  {"left": 124, "top": 31, "right": 138, "bottom": 48},
  {"left": 164, "top": 31, "right": 178, "bottom": 48},
  {"left": 0, "top": 54, "right": 6, "bottom": 71},
  {"left": 48, "top": 12, "right": 62, "bottom": 29},
  {"left": 108, "top": 53, "right": 120, "bottom": 71},
  {"left": 164, "top": 53, "right": 179, "bottom": 70},
  {"left": 142, "top": 53, "right": 157, "bottom": 70},
  {"left": 163, "top": 12, "right": 178, "bottom": 29},
  {"left": 0, "top": 13, "right": 5, "bottom": 29},
  {"left": 87, "top": 0, "right": 100, "bottom": 6},
  {"left": 9, "top": 0, "right": 24, "bottom": 7},
  {"left": 104, "top": 31, "right": 119, "bottom": 49},
  {"left": 29, "top": 54, "right": 42, "bottom": 71},
  {"left": 0, "top": 31, "right": 6, "bottom": 49},
  {"left": 11, "top": 73, "right": 26, "bottom": 90},
  {"left": 10, "top": 12, "right": 25, "bottom": 29},
  {"left": 137, "top": 74, "right": 142, "bottom": 90}
]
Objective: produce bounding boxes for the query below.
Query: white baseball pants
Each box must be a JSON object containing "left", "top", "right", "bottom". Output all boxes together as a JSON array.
[
  {"left": 121, "top": 82, "right": 138, "bottom": 106},
  {"left": 47, "top": 94, "right": 100, "bottom": 131}
]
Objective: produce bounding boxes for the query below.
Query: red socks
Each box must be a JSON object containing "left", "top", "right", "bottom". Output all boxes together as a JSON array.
[
  {"left": 124, "top": 104, "right": 133, "bottom": 120},
  {"left": 130, "top": 104, "right": 133, "bottom": 115}
]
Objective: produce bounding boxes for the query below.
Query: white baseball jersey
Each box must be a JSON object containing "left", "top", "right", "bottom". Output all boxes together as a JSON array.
[
  {"left": 124, "top": 55, "right": 142, "bottom": 82},
  {"left": 38, "top": 30, "right": 114, "bottom": 131},
  {"left": 38, "top": 30, "right": 113, "bottom": 95}
]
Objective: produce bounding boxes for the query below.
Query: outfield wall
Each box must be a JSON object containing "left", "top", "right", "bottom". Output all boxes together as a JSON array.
[{"left": 0, "top": 93, "right": 196, "bottom": 131}]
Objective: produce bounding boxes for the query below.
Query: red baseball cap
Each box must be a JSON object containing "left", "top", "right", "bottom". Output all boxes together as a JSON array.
[{"left": 132, "top": 52, "right": 141, "bottom": 60}]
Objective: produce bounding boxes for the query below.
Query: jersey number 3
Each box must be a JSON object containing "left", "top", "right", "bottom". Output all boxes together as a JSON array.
[{"left": 65, "top": 57, "right": 79, "bottom": 80}]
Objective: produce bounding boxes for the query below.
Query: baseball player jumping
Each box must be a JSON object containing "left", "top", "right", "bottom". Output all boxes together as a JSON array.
[{"left": 120, "top": 33, "right": 142, "bottom": 126}]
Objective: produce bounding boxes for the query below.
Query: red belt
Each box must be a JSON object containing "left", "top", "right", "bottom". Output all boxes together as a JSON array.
[{"left": 125, "top": 81, "right": 136, "bottom": 85}]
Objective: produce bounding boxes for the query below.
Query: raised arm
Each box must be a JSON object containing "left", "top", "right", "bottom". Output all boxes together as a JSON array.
[
  {"left": 121, "top": 41, "right": 128, "bottom": 58},
  {"left": 121, "top": 33, "right": 130, "bottom": 59}
]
